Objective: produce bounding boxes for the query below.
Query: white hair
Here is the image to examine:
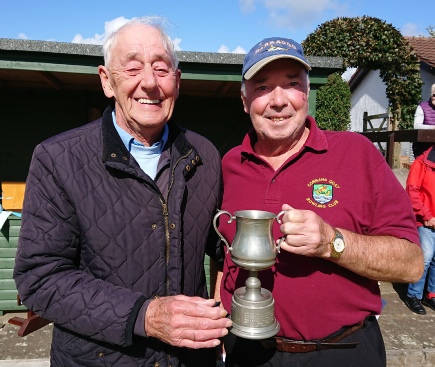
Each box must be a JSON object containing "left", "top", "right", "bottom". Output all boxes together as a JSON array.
[{"left": 102, "top": 16, "right": 178, "bottom": 70}]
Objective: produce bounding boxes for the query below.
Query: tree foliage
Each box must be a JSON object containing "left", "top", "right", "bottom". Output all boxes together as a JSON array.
[
  {"left": 315, "top": 73, "right": 351, "bottom": 131},
  {"left": 303, "top": 16, "right": 422, "bottom": 129},
  {"left": 427, "top": 25, "right": 435, "bottom": 37}
]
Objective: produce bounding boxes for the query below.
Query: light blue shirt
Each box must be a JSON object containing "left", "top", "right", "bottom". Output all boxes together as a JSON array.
[{"left": 112, "top": 111, "right": 169, "bottom": 180}]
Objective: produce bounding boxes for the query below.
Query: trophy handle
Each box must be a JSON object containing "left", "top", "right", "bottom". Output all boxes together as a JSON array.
[
  {"left": 275, "top": 210, "right": 290, "bottom": 253},
  {"left": 276, "top": 210, "right": 288, "bottom": 224},
  {"left": 213, "top": 210, "right": 234, "bottom": 253}
]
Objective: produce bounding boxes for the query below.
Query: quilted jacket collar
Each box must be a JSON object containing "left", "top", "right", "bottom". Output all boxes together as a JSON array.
[{"left": 101, "top": 105, "right": 202, "bottom": 173}]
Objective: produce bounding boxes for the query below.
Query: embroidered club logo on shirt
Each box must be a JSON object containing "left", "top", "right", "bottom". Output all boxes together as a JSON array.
[
  {"left": 306, "top": 178, "right": 340, "bottom": 209},
  {"left": 313, "top": 184, "right": 333, "bottom": 204}
]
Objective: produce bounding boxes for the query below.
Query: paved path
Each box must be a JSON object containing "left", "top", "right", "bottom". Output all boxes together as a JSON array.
[
  {"left": 1, "top": 282, "right": 433, "bottom": 367},
  {"left": 379, "top": 281, "right": 435, "bottom": 366}
]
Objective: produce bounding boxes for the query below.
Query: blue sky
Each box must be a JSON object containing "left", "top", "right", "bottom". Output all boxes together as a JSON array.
[{"left": 0, "top": 0, "right": 432, "bottom": 54}]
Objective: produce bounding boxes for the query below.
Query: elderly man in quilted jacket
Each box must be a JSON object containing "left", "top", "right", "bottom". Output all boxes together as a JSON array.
[{"left": 13, "top": 16, "right": 231, "bottom": 367}]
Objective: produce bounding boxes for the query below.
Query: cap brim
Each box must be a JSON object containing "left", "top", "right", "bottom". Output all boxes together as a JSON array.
[{"left": 244, "top": 54, "right": 311, "bottom": 80}]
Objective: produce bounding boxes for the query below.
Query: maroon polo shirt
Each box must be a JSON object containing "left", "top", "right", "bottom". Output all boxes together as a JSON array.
[{"left": 219, "top": 116, "right": 419, "bottom": 341}]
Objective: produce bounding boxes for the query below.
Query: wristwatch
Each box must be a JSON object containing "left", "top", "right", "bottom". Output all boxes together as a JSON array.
[{"left": 329, "top": 228, "right": 345, "bottom": 260}]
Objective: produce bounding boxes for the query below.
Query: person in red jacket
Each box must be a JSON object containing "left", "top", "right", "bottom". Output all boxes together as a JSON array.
[{"left": 405, "top": 145, "right": 435, "bottom": 314}]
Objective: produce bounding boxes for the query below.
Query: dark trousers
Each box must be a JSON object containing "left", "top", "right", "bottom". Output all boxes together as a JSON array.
[{"left": 223, "top": 316, "right": 386, "bottom": 367}]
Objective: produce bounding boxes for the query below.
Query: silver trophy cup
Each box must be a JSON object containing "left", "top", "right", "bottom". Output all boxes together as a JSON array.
[{"left": 213, "top": 209, "right": 286, "bottom": 339}]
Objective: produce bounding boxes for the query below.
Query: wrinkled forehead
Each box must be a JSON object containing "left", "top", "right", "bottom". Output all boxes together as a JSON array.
[
  {"left": 116, "top": 45, "right": 173, "bottom": 67},
  {"left": 111, "top": 25, "right": 171, "bottom": 64}
]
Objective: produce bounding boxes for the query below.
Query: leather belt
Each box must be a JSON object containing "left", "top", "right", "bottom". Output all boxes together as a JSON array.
[{"left": 261, "top": 320, "right": 364, "bottom": 353}]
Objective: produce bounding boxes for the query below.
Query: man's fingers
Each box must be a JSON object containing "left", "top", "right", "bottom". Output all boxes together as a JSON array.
[
  {"left": 171, "top": 321, "right": 229, "bottom": 347},
  {"left": 145, "top": 296, "right": 231, "bottom": 349},
  {"left": 170, "top": 296, "right": 228, "bottom": 319}
]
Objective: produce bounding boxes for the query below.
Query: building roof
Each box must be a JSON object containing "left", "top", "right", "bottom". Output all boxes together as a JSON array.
[
  {"left": 0, "top": 38, "right": 342, "bottom": 67},
  {"left": 405, "top": 36, "right": 435, "bottom": 68},
  {"left": 0, "top": 38, "right": 342, "bottom": 98},
  {"left": 349, "top": 36, "right": 435, "bottom": 91}
]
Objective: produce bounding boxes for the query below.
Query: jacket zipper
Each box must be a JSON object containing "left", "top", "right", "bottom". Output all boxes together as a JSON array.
[{"left": 162, "top": 149, "right": 193, "bottom": 296}]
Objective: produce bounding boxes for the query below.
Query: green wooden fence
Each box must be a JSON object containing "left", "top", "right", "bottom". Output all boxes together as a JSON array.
[{"left": 0, "top": 215, "right": 25, "bottom": 315}]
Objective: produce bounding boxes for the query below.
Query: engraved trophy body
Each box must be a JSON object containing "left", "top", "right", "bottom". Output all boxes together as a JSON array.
[{"left": 213, "top": 209, "right": 286, "bottom": 340}]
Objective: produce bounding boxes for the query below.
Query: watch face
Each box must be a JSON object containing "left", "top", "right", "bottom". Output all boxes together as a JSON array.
[{"left": 334, "top": 238, "right": 345, "bottom": 252}]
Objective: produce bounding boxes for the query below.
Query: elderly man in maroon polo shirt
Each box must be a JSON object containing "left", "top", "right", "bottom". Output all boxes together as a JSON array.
[{"left": 216, "top": 37, "right": 424, "bottom": 367}]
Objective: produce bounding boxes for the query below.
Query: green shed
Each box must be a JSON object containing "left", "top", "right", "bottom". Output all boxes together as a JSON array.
[
  {"left": 0, "top": 38, "right": 343, "bottom": 315},
  {"left": 0, "top": 214, "right": 25, "bottom": 315}
]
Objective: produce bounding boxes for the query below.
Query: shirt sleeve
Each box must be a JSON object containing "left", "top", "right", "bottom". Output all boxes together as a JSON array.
[{"left": 367, "top": 145, "right": 419, "bottom": 244}]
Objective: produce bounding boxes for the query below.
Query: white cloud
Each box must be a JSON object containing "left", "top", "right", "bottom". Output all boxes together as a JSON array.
[
  {"left": 71, "top": 16, "right": 131, "bottom": 45},
  {"left": 104, "top": 16, "right": 131, "bottom": 38},
  {"left": 232, "top": 46, "right": 246, "bottom": 54},
  {"left": 218, "top": 45, "right": 246, "bottom": 54},
  {"left": 401, "top": 23, "right": 423, "bottom": 37},
  {"left": 71, "top": 16, "right": 183, "bottom": 53},
  {"left": 241, "top": 0, "right": 348, "bottom": 30},
  {"left": 264, "top": 0, "right": 341, "bottom": 13},
  {"left": 173, "top": 38, "right": 182, "bottom": 51},
  {"left": 71, "top": 33, "right": 105, "bottom": 45},
  {"left": 239, "top": 0, "right": 257, "bottom": 13},
  {"left": 218, "top": 45, "right": 230, "bottom": 53},
  {"left": 18, "top": 33, "right": 28, "bottom": 40}
]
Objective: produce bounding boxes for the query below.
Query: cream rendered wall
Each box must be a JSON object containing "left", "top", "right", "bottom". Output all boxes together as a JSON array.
[
  {"left": 350, "top": 68, "right": 435, "bottom": 160},
  {"left": 350, "top": 68, "right": 435, "bottom": 133}
]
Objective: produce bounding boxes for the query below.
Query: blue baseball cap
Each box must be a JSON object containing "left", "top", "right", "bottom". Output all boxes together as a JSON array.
[{"left": 242, "top": 37, "right": 311, "bottom": 80}]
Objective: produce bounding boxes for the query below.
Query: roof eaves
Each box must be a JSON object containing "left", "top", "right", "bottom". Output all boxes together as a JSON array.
[{"left": 0, "top": 38, "right": 343, "bottom": 70}]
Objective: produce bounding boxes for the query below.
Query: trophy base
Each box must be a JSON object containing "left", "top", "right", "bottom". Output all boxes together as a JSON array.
[
  {"left": 230, "top": 281, "right": 280, "bottom": 340},
  {"left": 230, "top": 318, "right": 280, "bottom": 340}
]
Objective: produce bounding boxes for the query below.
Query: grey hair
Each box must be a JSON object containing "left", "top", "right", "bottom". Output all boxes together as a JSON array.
[{"left": 103, "top": 16, "right": 178, "bottom": 70}]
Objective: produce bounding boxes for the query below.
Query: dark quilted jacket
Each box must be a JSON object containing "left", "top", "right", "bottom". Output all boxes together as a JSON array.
[{"left": 13, "top": 106, "right": 223, "bottom": 367}]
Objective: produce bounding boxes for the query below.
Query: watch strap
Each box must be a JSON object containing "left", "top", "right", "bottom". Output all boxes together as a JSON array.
[{"left": 330, "top": 228, "right": 345, "bottom": 260}]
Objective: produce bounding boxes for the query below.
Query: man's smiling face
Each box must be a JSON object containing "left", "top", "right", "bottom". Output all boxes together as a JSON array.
[
  {"left": 242, "top": 58, "right": 309, "bottom": 146},
  {"left": 99, "top": 24, "right": 180, "bottom": 145}
]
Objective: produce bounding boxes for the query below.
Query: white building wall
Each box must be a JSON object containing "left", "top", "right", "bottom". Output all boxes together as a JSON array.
[
  {"left": 350, "top": 70, "right": 388, "bottom": 132},
  {"left": 350, "top": 68, "right": 435, "bottom": 162}
]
